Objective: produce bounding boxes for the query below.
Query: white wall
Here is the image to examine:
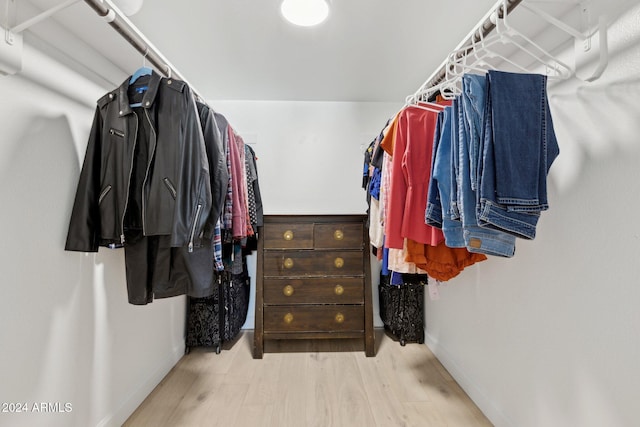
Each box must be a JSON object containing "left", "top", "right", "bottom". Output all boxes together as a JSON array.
[
  {"left": 424, "top": 4, "right": 640, "bottom": 427},
  {"left": 210, "top": 100, "right": 397, "bottom": 215},
  {"left": 0, "top": 49, "right": 185, "bottom": 427},
  {"left": 210, "top": 100, "right": 398, "bottom": 330}
]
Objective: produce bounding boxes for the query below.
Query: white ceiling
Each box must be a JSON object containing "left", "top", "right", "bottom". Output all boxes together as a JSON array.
[
  {"left": 14, "top": 0, "right": 638, "bottom": 102},
  {"left": 18, "top": 0, "right": 500, "bottom": 102}
]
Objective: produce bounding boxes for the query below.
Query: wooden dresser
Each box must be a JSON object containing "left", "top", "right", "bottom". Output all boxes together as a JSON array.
[{"left": 253, "top": 215, "right": 375, "bottom": 358}]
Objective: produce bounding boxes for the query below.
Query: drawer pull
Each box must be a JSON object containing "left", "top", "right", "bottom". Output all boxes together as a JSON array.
[
  {"left": 284, "top": 313, "right": 294, "bottom": 324},
  {"left": 334, "top": 257, "right": 344, "bottom": 268},
  {"left": 334, "top": 229, "right": 344, "bottom": 240},
  {"left": 334, "top": 284, "right": 344, "bottom": 296},
  {"left": 335, "top": 313, "right": 345, "bottom": 324},
  {"left": 283, "top": 230, "right": 294, "bottom": 241},
  {"left": 284, "top": 258, "right": 294, "bottom": 269},
  {"left": 283, "top": 285, "right": 294, "bottom": 297}
]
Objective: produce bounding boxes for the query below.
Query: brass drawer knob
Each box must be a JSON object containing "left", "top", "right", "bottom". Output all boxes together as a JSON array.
[
  {"left": 334, "top": 229, "right": 344, "bottom": 240},
  {"left": 335, "top": 313, "right": 345, "bottom": 324},
  {"left": 283, "top": 230, "right": 294, "bottom": 241},
  {"left": 334, "top": 284, "right": 344, "bottom": 296},
  {"left": 284, "top": 313, "right": 294, "bottom": 324},
  {"left": 284, "top": 258, "right": 294, "bottom": 269},
  {"left": 283, "top": 285, "right": 294, "bottom": 297},
  {"left": 334, "top": 257, "right": 344, "bottom": 268}
]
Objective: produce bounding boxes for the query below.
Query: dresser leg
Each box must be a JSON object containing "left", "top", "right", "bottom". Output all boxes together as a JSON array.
[
  {"left": 253, "top": 331, "right": 264, "bottom": 359},
  {"left": 365, "top": 332, "right": 376, "bottom": 357}
]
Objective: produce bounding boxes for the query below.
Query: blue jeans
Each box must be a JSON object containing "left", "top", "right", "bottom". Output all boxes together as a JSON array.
[
  {"left": 477, "top": 71, "right": 559, "bottom": 240},
  {"left": 459, "top": 74, "right": 516, "bottom": 257},
  {"left": 450, "top": 99, "right": 461, "bottom": 221},
  {"left": 426, "top": 105, "right": 465, "bottom": 248}
]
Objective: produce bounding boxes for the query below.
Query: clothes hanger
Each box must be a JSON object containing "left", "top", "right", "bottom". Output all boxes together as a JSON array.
[
  {"left": 129, "top": 66, "right": 152, "bottom": 84},
  {"left": 129, "top": 50, "right": 153, "bottom": 107},
  {"left": 130, "top": 48, "right": 153, "bottom": 84},
  {"left": 447, "top": 44, "right": 489, "bottom": 76},
  {"left": 404, "top": 94, "right": 448, "bottom": 113},
  {"left": 494, "top": 0, "right": 573, "bottom": 79},
  {"left": 472, "top": 33, "right": 532, "bottom": 74},
  {"left": 418, "top": 59, "right": 463, "bottom": 101}
]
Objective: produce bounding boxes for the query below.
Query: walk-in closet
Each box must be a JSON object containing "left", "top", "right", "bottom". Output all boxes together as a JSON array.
[{"left": 1, "top": 0, "right": 639, "bottom": 426}]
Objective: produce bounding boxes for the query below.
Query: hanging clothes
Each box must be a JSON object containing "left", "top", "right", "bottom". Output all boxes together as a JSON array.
[
  {"left": 65, "top": 71, "right": 262, "bottom": 305},
  {"left": 243, "top": 144, "right": 264, "bottom": 253},
  {"left": 65, "top": 71, "right": 211, "bottom": 253},
  {"left": 197, "top": 102, "right": 229, "bottom": 228},
  {"left": 227, "top": 126, "right": 251, "bottom": 241},
  {"left": 458, "top": 74, "right": 516, "bottom": 257},
  {"left": 405, "top": 239, "right": 487, "bottom": 282},
  {"left": 365, "top": 122, "right": 390, "bottom": 249},
  {"left": 425, "top": 103, "right": 466, "bottom": 248},
  {"left": 387, "top": 244, "right": 428, "bottom": 275},
  {"left": 476, "top": 70, "right": 559, "bottom": 240},
  {"left": 245, "top": 144, "right": 263, "bottom": 229},
  {"left": 141, "top": 102, "right": 230, "bottom": 302},
  {"left": 363, "top": 70, "right": 559, "bottom": 285},
  {"left": 382, "top": 105, "right": 445, "bottom": 250}
]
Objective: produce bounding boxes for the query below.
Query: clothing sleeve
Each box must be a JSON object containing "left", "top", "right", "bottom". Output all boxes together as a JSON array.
[
  {"left": 171, "top": 88, "right": 212, "bottom": 250},
  {"left": 198, "top": 104, "right": 229, "bottom": 230},
  {"left": 65, "top": 105, "right": 103, "bottom": 252},
  {"left": 379, "top": 114, "right": 398, "bottom": 156},
  {"left": 247, "top": 145, "right": 263, "bottom": 227},
  {"left": 425, "top": 111, "right": 444, "bottom": 228},
  {"left": 384, "top": 110, "right": 409, "bottom": 249},
  {"left": 227, "top": 126, "right": 248, "bottom": 240}
]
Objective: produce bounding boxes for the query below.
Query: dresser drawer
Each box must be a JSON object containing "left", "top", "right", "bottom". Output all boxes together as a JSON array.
[
  {"left": 263, "top": 223, "right": 313, "bottom": 249},
  {"left": 264, "top": 277, "right": 364, "bottom": 305},
  {"left": 263, "top": 250, "right": 363, "bottom": 277},
  {"left": 264, "top": 305, "right": 364, "bottom": 333},
  {"left": 314, "top": 222, "right": 363, "bottom": 249}
]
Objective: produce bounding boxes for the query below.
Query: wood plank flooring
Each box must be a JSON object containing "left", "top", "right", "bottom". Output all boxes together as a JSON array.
[{"left": 124, "top": 330, "right": 493, "bottom": 427}]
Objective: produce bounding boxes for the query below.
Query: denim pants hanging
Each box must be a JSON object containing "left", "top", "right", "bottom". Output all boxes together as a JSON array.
[
  {"left": 477, "top": 70, "right": 560, "bottom": 240},
  {"left": 459, "top": 74, "right": 516, "bottom": 257},
  {"left": 425, "top": 105, "right": 465, "bottom": 248}
]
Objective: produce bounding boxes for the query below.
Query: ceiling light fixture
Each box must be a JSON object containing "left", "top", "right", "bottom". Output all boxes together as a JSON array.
[
  {"left": 111, "top": 0, "right": 144, "bottom": 16},
  {"left": 280, "top": 0, "right": 329, "bottom": 27}
]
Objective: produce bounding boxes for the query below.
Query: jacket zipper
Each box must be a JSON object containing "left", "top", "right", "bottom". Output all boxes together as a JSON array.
[
  {"left": 163, "top": 178, "right": 177, "bottom": 199},
  {"left": 121, "top": 115, "right": 138, "bottom": 244},
  {"left": 98, "top": 185, "right": 112, "bottom": 204},
  {"left": 188, "top": 204, "right": 203, "bottom": 253},
  {"left": 141, "top": 108, "right": 157, "bottom": 236},
  {"left": 109, "top": 128, "right": 125, "bottom": 138}
]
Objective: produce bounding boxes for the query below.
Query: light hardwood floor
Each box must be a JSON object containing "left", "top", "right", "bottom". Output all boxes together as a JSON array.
[{"left": 124, "top": 330, "right": 493, "bottom": 427}]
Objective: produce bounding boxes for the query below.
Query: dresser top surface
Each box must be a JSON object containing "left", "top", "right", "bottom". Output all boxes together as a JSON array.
[{"left": 263, "top": 214, "right": 366, "bottom": 224}]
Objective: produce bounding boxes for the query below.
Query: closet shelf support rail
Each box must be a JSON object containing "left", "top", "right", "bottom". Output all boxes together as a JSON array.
[{"left": 7, "top": 0, "right": 82, "bottom": 38}]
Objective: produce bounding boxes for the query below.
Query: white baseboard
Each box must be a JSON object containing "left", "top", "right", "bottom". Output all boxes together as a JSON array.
[
  {"left": 424, "top": 333, "right": 512, "bottom": 427},
  {"left": 96, "top": 343, "right": 185, "bottom": 427}
]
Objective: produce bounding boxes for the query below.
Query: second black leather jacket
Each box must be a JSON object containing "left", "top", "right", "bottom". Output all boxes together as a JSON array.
[{"left": 65, "top": 72, "right": 211, "bottom": 252}]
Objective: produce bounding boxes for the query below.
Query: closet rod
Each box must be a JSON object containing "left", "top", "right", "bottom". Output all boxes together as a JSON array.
[
  {"left": 83, "top": 0, "right": 200, "bottom": 98},
  {"left": 421, "top": 0, "right": 523, "bottom": 91}
]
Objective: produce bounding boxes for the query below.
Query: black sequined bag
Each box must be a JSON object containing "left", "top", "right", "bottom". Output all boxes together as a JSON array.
[{"left": 378, "top": 273, "right": 426, "bottom": 346}]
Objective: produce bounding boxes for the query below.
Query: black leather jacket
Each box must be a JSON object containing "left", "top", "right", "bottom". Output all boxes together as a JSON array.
[{"left": 65, "top": 72, "right": 211, "bottom": 252}]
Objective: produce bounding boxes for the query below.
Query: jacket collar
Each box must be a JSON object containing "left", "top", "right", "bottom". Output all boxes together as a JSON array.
[{"left": 117, "top": 71, "right": 162, "bottom": 116}]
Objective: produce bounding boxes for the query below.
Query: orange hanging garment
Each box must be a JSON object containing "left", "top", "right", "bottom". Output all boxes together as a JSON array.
[{"left": 405, "top": 239, "right": 488, "bottom": 282}]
